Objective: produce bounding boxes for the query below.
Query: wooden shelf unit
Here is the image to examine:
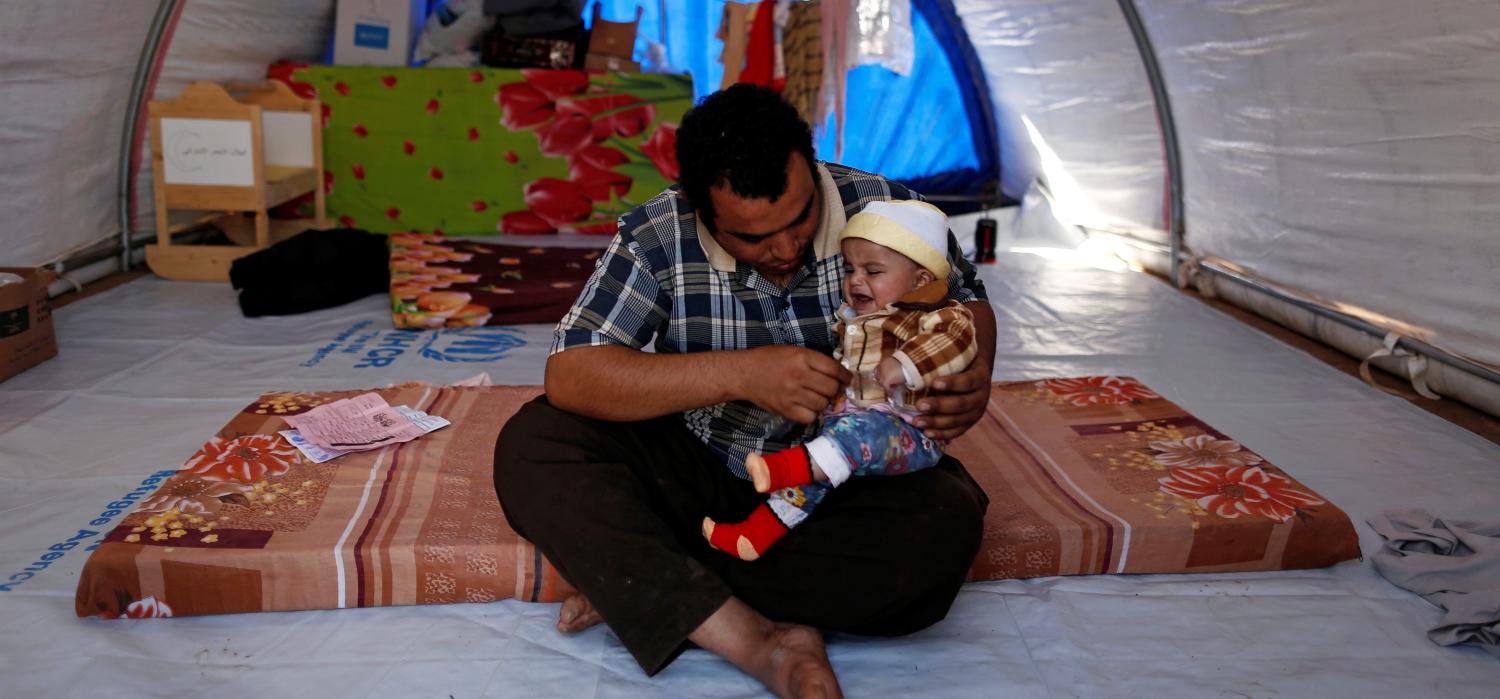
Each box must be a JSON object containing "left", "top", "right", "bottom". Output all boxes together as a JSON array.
[{"left": 146, "top": 80, "right": 326, "bottom": 282}]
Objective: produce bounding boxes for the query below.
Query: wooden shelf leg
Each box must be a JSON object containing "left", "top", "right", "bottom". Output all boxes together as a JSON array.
[
  {"left": 154, "top": 183, "right": 170, "bottom": 248},
  {"left": 254, "top": 209, "right": 270, "bottom": 248},
  {"left": 314, "top": 176, "right": 327, "bottom": 228}
]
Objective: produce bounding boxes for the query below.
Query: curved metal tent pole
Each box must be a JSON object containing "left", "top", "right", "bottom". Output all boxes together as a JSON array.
[
  {"left": 1115, "top": 0, "right": 1184, "bottom": 286},
  {"left": 117, "top": 0, "right": 181, "bottom": 273}
]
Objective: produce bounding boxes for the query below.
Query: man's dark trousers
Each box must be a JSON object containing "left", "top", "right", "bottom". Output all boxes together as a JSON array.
[{"left": 494, "top": 396, "right": 989, "bottom": 674}]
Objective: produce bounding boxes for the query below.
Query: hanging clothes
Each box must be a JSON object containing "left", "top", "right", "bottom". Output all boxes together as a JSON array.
[
  {"left": 820, "top": 0, "right": 852, "bottom": 159},
  {"left": 740, "top": 0, "right": 778, "bottom": 87},
  {"left": 781, "top": 0, "right": 823, "bottom": 127},
  {"left": 772, "top": 0, "right": 793, "bottom": 91},
  {"left": 717, "top": 1, "right": 757, "bottom": 90}
]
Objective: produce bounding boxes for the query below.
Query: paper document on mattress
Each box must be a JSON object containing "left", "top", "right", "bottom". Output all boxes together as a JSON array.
[
  {"left": 396, "top": 404, "right": 451, "bottom": 433},
  {"left": 278, "top": 429, "right": 348, "bottom": 463},
  {"left": 280, "top": 405, "right": 449, "bottom": 462},
  {"left": 283, "top": 393, "right": 435, "bottom": 452}
]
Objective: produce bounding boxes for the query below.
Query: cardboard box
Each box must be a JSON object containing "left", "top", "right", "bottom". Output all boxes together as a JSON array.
[
  {"left": 0, "top": 267, "right": 58, "bottom": 382},
  {"left": 587, "top": 4, "right": 641, "bottom": 59},
  {"left": 584, "top": 53, "right": 640, "bottom": 73},
  {"left": 334, "top": 0, "right": 426, "bottom": 66}
]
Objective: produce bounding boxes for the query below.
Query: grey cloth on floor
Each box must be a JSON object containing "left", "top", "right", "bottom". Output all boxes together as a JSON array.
[{"left": 1368, "top": 508, "right": 1500, "bottom": 657}]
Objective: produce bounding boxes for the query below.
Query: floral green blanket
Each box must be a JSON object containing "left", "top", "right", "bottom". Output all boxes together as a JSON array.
[{"left": 269, "top": 63, "right": 691, "bottom": 235}]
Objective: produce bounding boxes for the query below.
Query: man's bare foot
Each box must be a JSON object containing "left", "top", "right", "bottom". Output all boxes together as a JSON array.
[
  {"left": 556, "top": 593, "right": 603, "bottom": 633},
  {"left": 762, "top": 623, "right": 842, "bottom": 699},
  {"left": 688, "top": 598, "right": 842, "bottom": 699}
]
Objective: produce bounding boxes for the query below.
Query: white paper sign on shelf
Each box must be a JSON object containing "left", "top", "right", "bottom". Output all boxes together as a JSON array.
[
  {"left": 160, "top": 117, "right": 256, "bottom": 186},
  {"left": 262, "top": 111, "right": 314, "bottom": 168}
]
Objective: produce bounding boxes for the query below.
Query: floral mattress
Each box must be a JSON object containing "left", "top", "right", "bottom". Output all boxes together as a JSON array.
[
  {"left": 268, "top": 63, "right": 690, "bottom": 236},
  {"left": 76, "top": 378, "right": 1358, "bottom": 619},
  {"left": 388, "top": 233, "right": 599, "bottom": 328}
]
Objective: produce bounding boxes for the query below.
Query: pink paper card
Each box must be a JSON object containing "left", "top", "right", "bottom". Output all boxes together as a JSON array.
[{"left": 283, "top": 392, "right": 426, "bottom": 452}]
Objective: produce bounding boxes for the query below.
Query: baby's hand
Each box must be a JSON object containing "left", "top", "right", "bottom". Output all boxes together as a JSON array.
[{"left": 877, "top": 356, "right": 907, "bottom": 392}]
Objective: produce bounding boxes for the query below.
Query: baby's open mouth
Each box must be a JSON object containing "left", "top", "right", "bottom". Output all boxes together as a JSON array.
[{"left": 851, "top": 293, "right": 874, "bottom": 307}]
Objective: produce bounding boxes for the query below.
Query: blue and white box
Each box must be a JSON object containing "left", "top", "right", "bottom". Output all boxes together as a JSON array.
[{"left": 333, "top": 0, "right": 426, "bottom": 66}]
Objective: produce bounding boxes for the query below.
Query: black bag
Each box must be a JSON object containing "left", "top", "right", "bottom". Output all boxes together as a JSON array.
[{"left": 229, "top": 228, "right": 389, "bottom": 317}]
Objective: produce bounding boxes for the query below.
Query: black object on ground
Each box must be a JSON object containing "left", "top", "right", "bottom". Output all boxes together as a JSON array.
[{"left": 229, "top": 228, "right": 389, "bottom": 317}]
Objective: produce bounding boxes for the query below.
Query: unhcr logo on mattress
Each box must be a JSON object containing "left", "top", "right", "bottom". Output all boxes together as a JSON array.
[
  {"left": 417, "top": 327, "right": 527, "bottom": 363},
  {"left": 301, "top": 321, "right": 527, "bottom": 369},
  {"left": 351, "top": 327, "right": 526, "bottom": 368}
]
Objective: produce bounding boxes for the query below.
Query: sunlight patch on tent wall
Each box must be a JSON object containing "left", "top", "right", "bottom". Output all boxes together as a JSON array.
[{"left": 1020, "top": 114, "right": 1102, "bottom": 230}]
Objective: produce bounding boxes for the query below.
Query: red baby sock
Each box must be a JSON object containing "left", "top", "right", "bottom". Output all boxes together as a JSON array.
[
  {"left": 702, "top": 506, "right": 789, "bottom": 562},
  {"left": 746, "top": 446, "right": 813, "bottom": 493}
]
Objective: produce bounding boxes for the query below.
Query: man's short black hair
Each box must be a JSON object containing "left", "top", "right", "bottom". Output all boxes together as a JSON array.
[{"left": 674, "top": 84, "right": 817, "bottom": 232}]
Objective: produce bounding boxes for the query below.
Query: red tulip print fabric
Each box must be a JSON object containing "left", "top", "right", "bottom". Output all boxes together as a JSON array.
[{"left": 267, "top": 62, "right": 690, "bottom": 234}]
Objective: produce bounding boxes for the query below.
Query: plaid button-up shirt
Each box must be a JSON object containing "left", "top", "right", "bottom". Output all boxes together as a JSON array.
[{"left": 552, "top": 162, "right": 988, "bottom": 477}]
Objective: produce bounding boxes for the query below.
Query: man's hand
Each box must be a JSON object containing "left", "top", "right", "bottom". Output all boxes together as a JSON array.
[
  {"left": 912, "top": 299, "right": 998, "bottom": 441},
  {"left": 913, "top": 360, "right": 992, "bottom": 440},
  {"left": 738, "top": 346, "right": 851, "bottom": 424}
]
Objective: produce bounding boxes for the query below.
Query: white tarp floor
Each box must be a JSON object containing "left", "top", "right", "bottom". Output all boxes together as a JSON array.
[{"left": 2, "top": 248, "right": 1498, "bottom": 697}]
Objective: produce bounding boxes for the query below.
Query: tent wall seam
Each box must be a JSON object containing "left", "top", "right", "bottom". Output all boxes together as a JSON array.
[{"left": 1115, "top": 0, "right": 1184, "bottom": 287}]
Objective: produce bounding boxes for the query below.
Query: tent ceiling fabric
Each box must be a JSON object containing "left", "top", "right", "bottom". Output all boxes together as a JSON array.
[
  {"left": 1141, "top": 0, "right": 1500, "bottom": 369},
  {"left": 953, "top": 0, "right": 1167, "bottom": 238},
  {"left": 957, "top": 0, "right": 1500, "bottom": 371},
  {"left": 0, "top": 3, "right": 155, "bottom": 267}
]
